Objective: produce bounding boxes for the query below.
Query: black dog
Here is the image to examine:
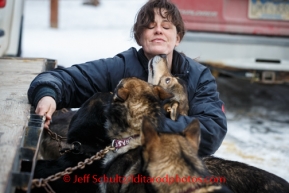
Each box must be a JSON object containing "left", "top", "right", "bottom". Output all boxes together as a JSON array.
[
  {"left": 32, "top": 92, "right": 112, "bottom": 193},
  {"left": 39, "top": 108, "right": 76, "bottom": 160},
  {"left": 203, "top": 156, "right": 289, "bottom": 193}
]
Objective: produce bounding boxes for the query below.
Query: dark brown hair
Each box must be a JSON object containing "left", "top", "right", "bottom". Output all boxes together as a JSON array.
[{"left": 133, "top": 0, "right": 185, "bottom": 45}]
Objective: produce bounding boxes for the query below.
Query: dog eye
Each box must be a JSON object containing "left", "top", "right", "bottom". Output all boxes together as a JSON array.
[{"left": 165, "top": 78, "right": 171, "bottom": 84}]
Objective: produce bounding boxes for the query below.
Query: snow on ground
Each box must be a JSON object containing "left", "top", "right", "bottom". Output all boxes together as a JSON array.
[
  {"left": 23, "top": 0, "right": 289, "bottom": 182},
  {"left": 216, "top": 111, "right": 289, "bottom": 180},
  {"left": 23, "top": 0, "right": 143, "bottom": 66},
  {"left": 215, "top": 77, "right": 289, "bottom": 181}
]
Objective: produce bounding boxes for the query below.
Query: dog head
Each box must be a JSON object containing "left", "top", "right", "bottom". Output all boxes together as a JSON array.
[
  {"left": 140, "top": 117, "right": 224, "bottom": 193},
  {"left": 148, "top": 55, "right": 189, "bottom": 121},
  {"left": 113, "top": 77, "right": 173, "bottom": 103},
  {"left": 140, "top": 117, "right": 201, "bottom": 172},
  {"left": 105, "top": 77, "right": 173, "bottom": 153},
  {"left": 159, "top": 75, "right": 189, "bottom": 120},
  {"left": 148, "top": 55, "right": 171, "bottom": 85}
]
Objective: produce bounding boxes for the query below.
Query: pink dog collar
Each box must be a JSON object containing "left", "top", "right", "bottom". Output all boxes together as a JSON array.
[{"left": 112, "top": 134, "right": 139, "bottom": 151}]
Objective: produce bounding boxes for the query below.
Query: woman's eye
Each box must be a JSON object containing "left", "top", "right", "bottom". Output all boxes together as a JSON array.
[
  {"left": 148, "top": 23, "right": 155, "bottom": 29},
  {"left": 163, "top": 26, "right": 170, "bottom": 29}
]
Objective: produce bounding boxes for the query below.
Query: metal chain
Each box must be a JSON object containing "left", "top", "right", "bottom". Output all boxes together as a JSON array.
[
  {"left": 46, "top": 127, "right": 67, "bottom": 141},
  {"left": 29, "top": 146, "right": 115, "bottom": 193},
  {"left": 45, "top": 127, "right": 67, "bottom": 153}
]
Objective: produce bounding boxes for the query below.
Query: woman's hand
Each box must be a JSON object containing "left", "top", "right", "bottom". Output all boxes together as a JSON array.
[{"left": 35, "top": 96, "right": 56, "bottom": 128}]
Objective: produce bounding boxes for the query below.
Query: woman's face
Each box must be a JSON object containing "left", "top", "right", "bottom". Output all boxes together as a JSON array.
[{"left": 139, "top": 9, "right": 180, "bottom": 61}]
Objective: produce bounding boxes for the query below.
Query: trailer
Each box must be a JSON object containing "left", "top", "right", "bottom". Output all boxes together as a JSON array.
[{"left": 0, "top": 57, "right": 56, "bottom": 193}]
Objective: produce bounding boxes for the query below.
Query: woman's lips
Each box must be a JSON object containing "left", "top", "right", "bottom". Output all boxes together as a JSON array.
[{"left": 151, "top": 38, "right": 165, "bottom": 42}]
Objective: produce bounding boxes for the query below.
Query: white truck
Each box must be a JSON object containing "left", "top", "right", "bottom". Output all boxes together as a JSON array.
[
  {"left": 0, "top": 0, "right": 24, "bottom": 57},
  {"left": 172, "top": 0, "right": 289, "bottom": 84}
]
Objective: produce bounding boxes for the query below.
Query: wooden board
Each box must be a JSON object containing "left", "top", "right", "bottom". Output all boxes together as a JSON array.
[{"left": 0, "top": 57, "right": 53, "bottom": 193}]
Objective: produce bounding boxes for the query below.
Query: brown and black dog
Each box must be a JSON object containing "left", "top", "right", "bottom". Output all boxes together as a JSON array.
[
  {"left": 148, "top": 54, "right": 189, "bottom": 121},
  {"left": 100, "top": 77, "right": 173, "bottom": 192},
  {"left": 105, "top": 77, "right": 173, "bottom": 155},
  {"left": 108, "top": 116, "right": 289, "bottom": 193},
  {"left": 139, "top": 117, "right": 232, "bottom": 193},
  {"left": 101, "top": 117, "right": 232, "bottom": 193}
]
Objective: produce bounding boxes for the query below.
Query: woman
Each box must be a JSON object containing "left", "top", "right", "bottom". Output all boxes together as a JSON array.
[{"left": 27, "top": 0, "right": 227, "bottom": 157}]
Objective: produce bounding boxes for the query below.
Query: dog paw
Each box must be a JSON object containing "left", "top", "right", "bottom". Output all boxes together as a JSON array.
[{"left": 170, "top": 102, "right": 179, "bottom": 121}]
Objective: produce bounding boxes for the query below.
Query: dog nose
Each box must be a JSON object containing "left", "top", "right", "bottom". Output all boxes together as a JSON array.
[{"left": 159, "top": 54, "right": 167, "bottom": 59}]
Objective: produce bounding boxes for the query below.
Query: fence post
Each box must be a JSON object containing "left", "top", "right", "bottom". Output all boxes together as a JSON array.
[{"left": 50, "top": 0, "right": 58, "bottom": 28}]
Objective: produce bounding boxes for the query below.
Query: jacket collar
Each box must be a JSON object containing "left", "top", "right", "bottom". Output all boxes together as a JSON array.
[{"left": 137, "top": 48, "right": 189, "bottom": 79}]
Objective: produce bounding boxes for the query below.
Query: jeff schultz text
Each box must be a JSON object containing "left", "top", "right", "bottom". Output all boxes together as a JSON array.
[{"left": 65, "top": 174, "right": 226, "bottom": 184}]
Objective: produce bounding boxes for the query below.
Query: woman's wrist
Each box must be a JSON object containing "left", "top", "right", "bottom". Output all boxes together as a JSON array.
[{"left": 32, "top": 86, "right": 57, "bottom": 107}]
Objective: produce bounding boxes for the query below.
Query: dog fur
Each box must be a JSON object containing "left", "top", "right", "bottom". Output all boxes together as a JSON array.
[
  {"left": 39, "top": 108, "right": 76, "bottom": 159},
  {"left": 99, "top": 118, "right": 232, "bottom": 193},
  {"left": 33, "top": 77, "right": 173, "bottom": 193},
  {"left": 100, "top": 77, "right": 173, "bottom": 192},
  {"left": 35, "top": 67, "right": 289, "bottom": 193},
  {"left": 148, "top": 55, "right": 189, "bottom": 120},
  {"left": 32, "top": 92, "right": 112, "bottom": 193},
  {"left": 140, "top": 117, "right": 232, "bottom": 193},
  {"left": 104, "top": 77, "right": 173, "bottom": 155},
  {"left": 203, "top": 156, "right": 289, "bottom": 193},
  {"left": 147, "top": 55, "right": 289, "bottom": 192}
]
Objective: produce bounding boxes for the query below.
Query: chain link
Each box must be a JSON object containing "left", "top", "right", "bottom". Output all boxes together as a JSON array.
[
  {"left": 28, "top": 146, "right": 115, "bottom": 193},
  {"left": 45, "top": 127, "right": 68, "bottom": 154}
]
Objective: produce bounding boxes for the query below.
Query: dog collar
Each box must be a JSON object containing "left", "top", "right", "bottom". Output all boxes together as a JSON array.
[{"left": 112, "top": 134, "right": 139, "bottom": 151}]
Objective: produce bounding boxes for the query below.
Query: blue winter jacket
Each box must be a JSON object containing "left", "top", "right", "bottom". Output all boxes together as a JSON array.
[{"left": 27, "top": 47, "right": 227, "bottom": 157}]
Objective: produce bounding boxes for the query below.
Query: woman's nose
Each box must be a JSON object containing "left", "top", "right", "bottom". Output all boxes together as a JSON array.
[{"left": 154, "top": 25, "right": 163, "bottom": 34}]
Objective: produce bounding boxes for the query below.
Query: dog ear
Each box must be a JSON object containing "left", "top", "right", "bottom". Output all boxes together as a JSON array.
[
  {"left": 183, "top": 119, "right": 201, "bottom": 151},
  {"left": 153, "top": 85, "right": 174, "bottom": 100},
  {"left": 141, "top": 116, "right": 160, "bottom": 147},
  {"left": 114, "top": 87, "right": 129, "bottom": 102}
]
